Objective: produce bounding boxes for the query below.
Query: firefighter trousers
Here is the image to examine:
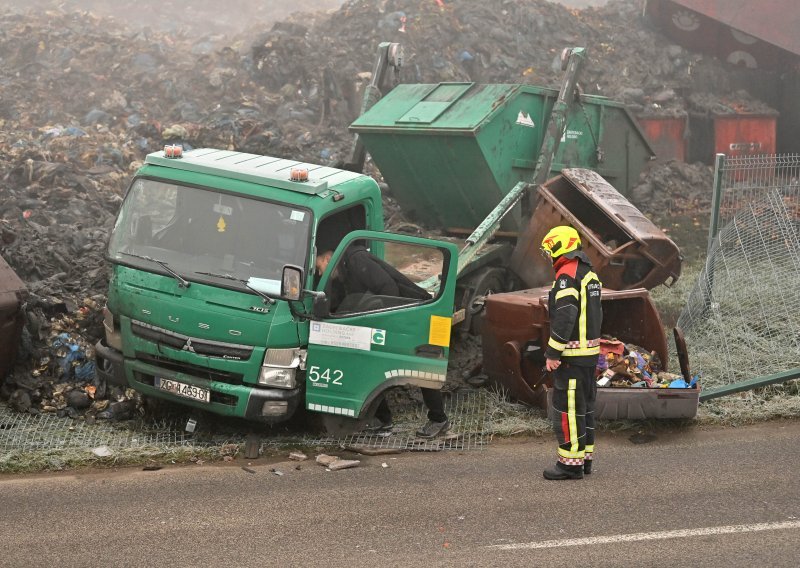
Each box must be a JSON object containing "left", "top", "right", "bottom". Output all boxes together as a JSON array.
[{"left": 551, "top": 362, "right": 596, "bottom": 466}]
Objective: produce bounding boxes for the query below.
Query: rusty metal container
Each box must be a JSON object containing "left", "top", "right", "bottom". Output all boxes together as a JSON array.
[
  {"left": 0, "top": 255, "right": 27, "bottom": 379},
  {"left": 482, "top": 286, "right": 698, "bottom": 419},
  {"left": 482, "top": 286, "right": 668, "bottom": 407},
  {"left": 510, "top": 168, "right": 683, "bottom": 290},
  {"left": 637, "top": 114, "right": 688, "bottom": 162}
]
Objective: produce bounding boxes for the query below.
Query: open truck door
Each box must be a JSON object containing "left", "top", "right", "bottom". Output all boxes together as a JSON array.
[{"left": 298, "top": 230, "right": 458, "bottom": 433}]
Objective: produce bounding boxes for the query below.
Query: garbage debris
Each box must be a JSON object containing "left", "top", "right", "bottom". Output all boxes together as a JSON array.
[{"left": 596, "top": 340, "right": 697, "bottom": 389}]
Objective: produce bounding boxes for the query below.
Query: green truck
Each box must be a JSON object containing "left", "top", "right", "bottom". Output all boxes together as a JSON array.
[
  {"left": 96, "top": 147, "right": 459, "bottom": 428},
  {"left": 95, "top": 47, "right": 659, "bottom": 430}
]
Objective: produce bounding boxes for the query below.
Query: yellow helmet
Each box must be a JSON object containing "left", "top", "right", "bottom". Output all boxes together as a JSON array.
[{"left": 541, "top": 225, "right": 581, "bottom": 259}]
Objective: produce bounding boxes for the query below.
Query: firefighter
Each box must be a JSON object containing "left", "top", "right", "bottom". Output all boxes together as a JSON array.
[{"left": 540, "top": 226, "right": 602, "bottom": 480}]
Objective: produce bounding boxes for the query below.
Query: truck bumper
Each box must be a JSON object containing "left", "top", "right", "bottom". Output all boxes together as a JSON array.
[
  {"left": 94, "top": 339, "right": 128, "bottom": 387},
  {"left": 125, "top": 358, "right": 301, "bottom": 423}
]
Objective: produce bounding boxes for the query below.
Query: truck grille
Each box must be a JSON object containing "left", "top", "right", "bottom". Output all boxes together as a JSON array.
[
  {"left": 131, "top": 320, "right": 254, "bottom": 361},
  {"left": 135, "top": 352, "right": 245, "bottom": 385}
]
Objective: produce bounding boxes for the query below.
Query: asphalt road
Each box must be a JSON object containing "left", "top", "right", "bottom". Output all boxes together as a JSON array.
[{"left": 1, "top": 421, "right": 799, "bottom": 567}]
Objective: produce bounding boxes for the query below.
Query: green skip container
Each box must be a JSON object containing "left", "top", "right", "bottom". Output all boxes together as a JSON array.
[{"left": 350, "top": 82, "right": 654, "bottom": 232}]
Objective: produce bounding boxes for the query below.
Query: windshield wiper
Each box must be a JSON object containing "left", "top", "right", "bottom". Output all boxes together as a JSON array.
[
  {"left": 120, "top": 252, "right": 191, "bottom": 289},
  {"left": 194, "top": 271, "right": 277, "bottom": 305}
]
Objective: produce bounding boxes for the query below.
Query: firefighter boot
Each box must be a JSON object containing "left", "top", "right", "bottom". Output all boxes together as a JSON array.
[
  {"left": 584, "top": 460, "right": 592, "bottom": 475},
  {"left": 543, "top": 463, "right": 584, "bottom": 480}
]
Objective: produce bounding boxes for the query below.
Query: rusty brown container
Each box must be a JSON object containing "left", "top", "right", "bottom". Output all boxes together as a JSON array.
[
  {"left": 637, "top": 114, "right": 688, "bottom": 162},
  {"left": 510, "top": 169, "right": 683, "bottom": 290},
  {"left": 0, "top": 255, "right": 27, "bottom": 379},
  {"left": 481, "top": 286, "right": 669, "bottom": 408}
]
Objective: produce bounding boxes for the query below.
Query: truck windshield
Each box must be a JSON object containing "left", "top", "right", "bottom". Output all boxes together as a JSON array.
[{"left": 108, "top": 178, "right": 311, "bottom": 291}]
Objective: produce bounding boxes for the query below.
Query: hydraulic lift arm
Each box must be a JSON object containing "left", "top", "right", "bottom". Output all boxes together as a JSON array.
[{"left": 342, "top": 42, "right": 403, "bottom": 173}]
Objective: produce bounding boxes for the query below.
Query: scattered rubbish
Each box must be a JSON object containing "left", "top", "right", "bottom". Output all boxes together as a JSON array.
[
  {"left": 288, "top": 451, "right": 308, "bottom": 461},
  {"left": 381, "top": 462, "right": 389, "bottom": 468},
  {"left": 142, "top": 465, "right": 163, "bottom": 471},
  {"left": 91, "top": 445, "right": 113, "bottom": 457},
  {"left": 185, "top": 419, "right": 197, "bottom": 433},
  {"left": 241, "top": 466, "right": 256, "bottom": 474},
  {"left": 597, "top": 342, "right": 698, "bottom": 389},
  {"left": 270, "top": 468, "right": 284, "bottom": 476}
]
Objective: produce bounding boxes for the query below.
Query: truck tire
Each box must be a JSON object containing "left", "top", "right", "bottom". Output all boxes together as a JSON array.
[
  {"left": 319, "top": 414, "right": 369, "bottom": 437},
  {"left": 464, "top": 267, "right": 507, "bottom": 336}
]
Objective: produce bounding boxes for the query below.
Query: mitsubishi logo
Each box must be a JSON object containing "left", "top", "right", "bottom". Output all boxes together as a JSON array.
[{"left": 182, "top": 338, "right": 196, "bottom": 353}]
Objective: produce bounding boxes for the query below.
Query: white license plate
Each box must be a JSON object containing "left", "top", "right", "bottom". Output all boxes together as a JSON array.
[{"left": 155, "top": 377, "right": 210, "bottom": 403}]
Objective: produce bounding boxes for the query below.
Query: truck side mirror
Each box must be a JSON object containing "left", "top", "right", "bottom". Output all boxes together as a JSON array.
[{"left": 281, "top": 265, "right": 304, "bottom": 301}]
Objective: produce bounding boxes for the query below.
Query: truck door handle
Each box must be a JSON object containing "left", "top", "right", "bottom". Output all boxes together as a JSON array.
[{"left": 415, "top": 344, "right": 444, "bottom": 359}]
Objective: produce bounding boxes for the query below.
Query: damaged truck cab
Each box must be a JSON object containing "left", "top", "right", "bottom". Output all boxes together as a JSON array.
[{"left": 96, "top": 147, "right": 458, "bottom": 425}]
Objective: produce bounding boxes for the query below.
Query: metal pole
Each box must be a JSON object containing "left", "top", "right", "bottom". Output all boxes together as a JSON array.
[
  {"left": 708, "top": 153, "right": 726, "bottom": 252},
  {"left": 699, "top": 367, "right": 800, "bottom": 402}
]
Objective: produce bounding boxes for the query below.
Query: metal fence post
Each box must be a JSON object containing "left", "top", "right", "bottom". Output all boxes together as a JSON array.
[{"left": 708, "top": 153, "right": 725, "bottom": 252}]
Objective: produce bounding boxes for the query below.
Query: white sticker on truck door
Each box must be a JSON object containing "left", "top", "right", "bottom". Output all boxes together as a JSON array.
[{"left": 309, "top": 321, "right": 385, "bottom": 351}]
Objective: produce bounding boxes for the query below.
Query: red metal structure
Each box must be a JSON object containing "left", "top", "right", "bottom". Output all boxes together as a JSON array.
[
  {"left": 637, "top": 114, "right": 688, "bottom": 162},
  {"left": 644, "top": 0, "right": 800, "bottom": 70}
]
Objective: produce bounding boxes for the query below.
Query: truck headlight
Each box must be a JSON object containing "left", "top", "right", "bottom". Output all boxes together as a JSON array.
[
  {"left": 258, "top": 367, "right": 296, "bottom": 388},
  {"left": 258, "top": 348, "right": 305, "bottom": 388}
]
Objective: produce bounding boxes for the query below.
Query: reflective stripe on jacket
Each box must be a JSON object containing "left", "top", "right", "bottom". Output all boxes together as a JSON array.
[{"left": 545, "top": 254, "right": 603, "bottom": 367}]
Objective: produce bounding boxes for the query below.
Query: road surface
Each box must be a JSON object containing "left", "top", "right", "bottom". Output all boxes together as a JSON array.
[{"left": 1, "top": 421, "right": 798, "bottom": 567}]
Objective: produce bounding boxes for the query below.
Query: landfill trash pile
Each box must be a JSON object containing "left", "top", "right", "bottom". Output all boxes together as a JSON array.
[
  {"left": 595, "top": 339, "right": 696, "bottom": 389},
  {"left": 1, "top": 0, "right": 751, "bottom": 421},
  {"left": 629, "top": 160, "right": 716, "bottom": 217},
  {"left": 3, "top": 0, "right": 346, "bottom": 36}
]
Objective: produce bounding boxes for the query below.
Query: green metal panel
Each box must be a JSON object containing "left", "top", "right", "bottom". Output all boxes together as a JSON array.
[{"left": 351, "top": 83, "right": 654, "bottom": 231}]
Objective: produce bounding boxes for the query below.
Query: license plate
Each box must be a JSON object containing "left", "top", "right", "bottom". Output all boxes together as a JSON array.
[{"left": 155, "top": 377, "right": 210, "bottom": 403}]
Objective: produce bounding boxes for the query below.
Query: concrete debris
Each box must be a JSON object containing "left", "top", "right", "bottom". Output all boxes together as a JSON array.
[
  {"left": 91, "top": 445, "right": 113, "bottom": 457},
  {"left": 327, "top": 459, "right": 361, "bottom": 471},
  {"left": 315, "top": 454, "right": 339, "bottom": 467},
  {"left": 315, "top": 453, "right": 361, "bottom": 470},
  {"left": 289, "top": 451, "right": 308, "bottom": 461}
]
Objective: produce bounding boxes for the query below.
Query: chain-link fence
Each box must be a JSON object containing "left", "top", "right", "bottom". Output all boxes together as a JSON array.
[
  {"left": 678, "top": 154, "right": 800, "bottom": 396},
  {"left": 1, "top": 390, "right": 488, "bottom": 463},
  {"left": 709, "top": 153, "right": 800, "bottom": 246}
]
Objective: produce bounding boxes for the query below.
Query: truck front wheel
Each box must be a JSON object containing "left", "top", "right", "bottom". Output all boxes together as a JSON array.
[{"left": 463, "top": 267, "right": 507, "bottom": 336}]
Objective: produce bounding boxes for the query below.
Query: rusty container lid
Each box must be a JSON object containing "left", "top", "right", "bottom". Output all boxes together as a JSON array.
[{"left": 510, "top": 168, "right": 683, "bottom": 290}]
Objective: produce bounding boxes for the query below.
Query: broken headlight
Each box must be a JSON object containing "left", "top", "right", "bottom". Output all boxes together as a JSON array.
[{"left": 258, "top": 348, "right": 305, "bottom": 389}]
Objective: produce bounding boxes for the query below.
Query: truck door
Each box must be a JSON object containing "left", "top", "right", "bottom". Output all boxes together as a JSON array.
[{"left": 305, "top": 230, "right": 458, "bottom": 424}]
